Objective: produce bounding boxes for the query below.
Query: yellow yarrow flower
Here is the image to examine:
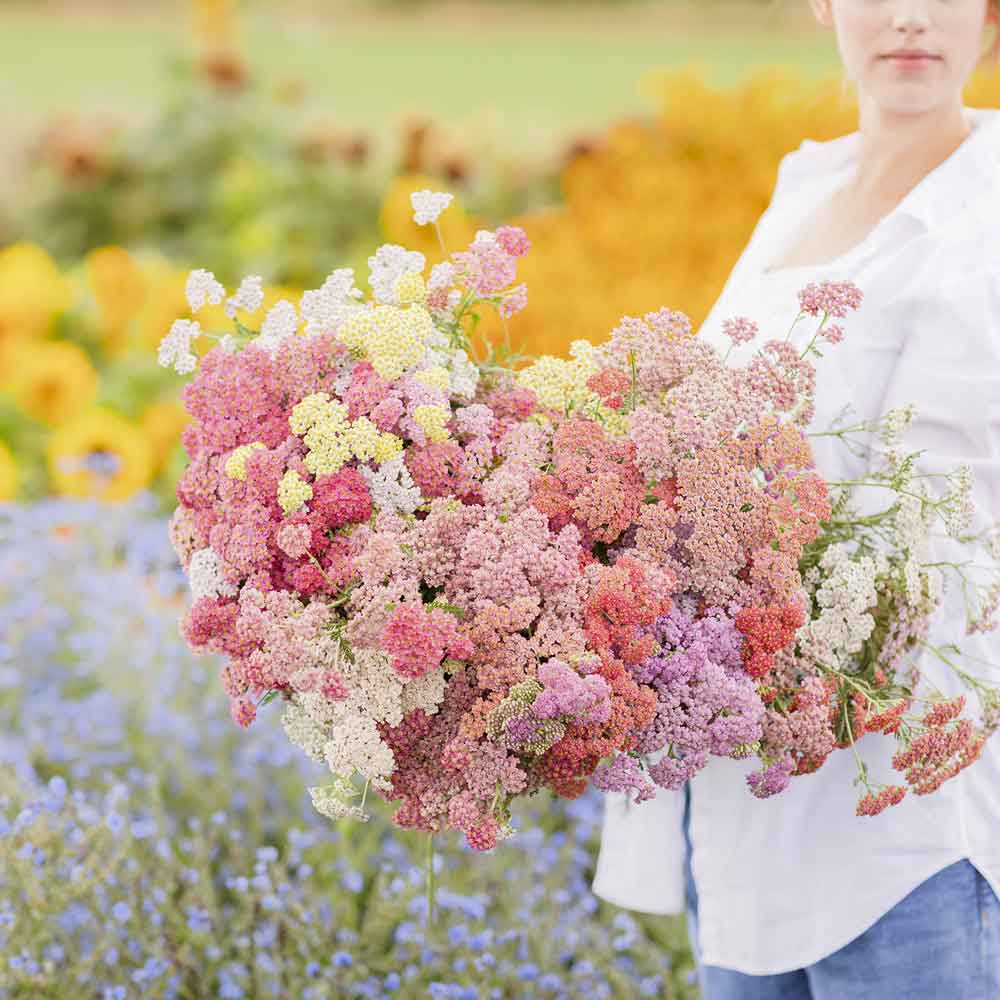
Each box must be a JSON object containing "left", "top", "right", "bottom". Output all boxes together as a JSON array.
[
  {"left": 8, "top": 341, "right": 99, "bottom": 425},
  {"left": 413, "top": 404, "right": 451, "bottom": 444},
  {"left": 337, "top": 303, "right": 435, "bottom": 381},
  {"left": 346, "top": 417, "right": 382, "bottom": 463},
  {"left": 0, "top": 440, "right": 18, "bottom": 500},
  {"left": 291, "top": 392, "right": 406, "bottom": 474},
  {"left": 393, "top": 271, "right": 427, "bottom": 307},
  {"left": 601, "top": 411, "right": 631, "bottom": 439},
  {"left": 515, "top": 352, "right": 599, "bottom": 414},
  {"left": 568, "top": 339, "right": 600, "bottom": 365},
  {"left": 289, "top": 392, "right": 341, "bottom": 436},
  {"left": 303, "top": 425, "right": 353, "bottom": 477},
  {"left": 293, "top": 396, "right": 352, "bottom": 476},
  {"left": 278, "top": 470, "right": 312, "bottom": 515},
  {"left": 373, "top": 432, "right": 403, "bottom": 464},
  {"left": 224, "top": 441, "right": 266, "bottom": 481},
  {"left": 46, "top": 407, "right": 154, "bottom": 501},
  {"left": 412, "top": 365, "right": 449, "bottom": 393}
]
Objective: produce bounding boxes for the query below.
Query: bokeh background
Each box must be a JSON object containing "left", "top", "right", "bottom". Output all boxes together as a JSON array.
[{"left": 2, "top": 2, "right": 998, "bottom": 996}]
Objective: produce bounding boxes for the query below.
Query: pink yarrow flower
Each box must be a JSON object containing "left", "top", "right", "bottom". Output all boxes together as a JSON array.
[{"left": 797, "top": 279, "right": 863, "bottom": 318}]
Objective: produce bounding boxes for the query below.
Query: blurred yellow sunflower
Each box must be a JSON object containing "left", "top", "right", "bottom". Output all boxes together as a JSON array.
[
  {"left": 46, "top": 407, "right": 154, "bottom": 501},
  {"left": 7, "top": 341, "right": 99, "bottom": 425},
  {"left": 135, "top": 260, "right": 191, "bottom": 355},
  {"left": 0, "top": 440, "right": 18, "bottom": 501},
  {"left": 378, "top": 174, "right": 482, "bottom": 266},
  {"left": 0, "top": 243, "right": 73, "bottom": 370},
  {"left": 140, "top": 397, "right": 190, "bottom": 472},
  {"left": 85, "top": 246, "right": 148, "bottom": 354}
]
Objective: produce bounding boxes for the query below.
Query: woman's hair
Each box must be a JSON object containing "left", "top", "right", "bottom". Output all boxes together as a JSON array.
[{"left": 983, "top": 0, "right": 1000, "bottom": 69}]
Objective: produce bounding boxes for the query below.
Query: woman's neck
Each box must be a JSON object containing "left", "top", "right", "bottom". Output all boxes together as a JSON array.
[{"left": 848, "top": 102, "right": 974, "bottom": 204}]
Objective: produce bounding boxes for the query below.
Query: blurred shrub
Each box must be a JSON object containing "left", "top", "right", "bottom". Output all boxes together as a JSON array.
[
  {"left": 9, "top": 59, "right": 384, "bottom": 290},
  {"left": 0, "top": 497, "right": 696, "bottom": 998},
  {"left": 7, "top": 54, "right": 558, "bottom": 292}
]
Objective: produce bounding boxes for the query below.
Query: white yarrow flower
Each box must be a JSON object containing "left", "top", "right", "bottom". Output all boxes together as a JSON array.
[
  {"left": 448, "top": 348, "right": 480, "bottom": 401},
  {"left": 472, "top": 229, "right": 497, "bottom": 246},
  {"left": 410, "top": 189, "right": 454, "bottom": 226},
  {"left": 188, "top": 547, "right": 238, "bottom": 602},
  {"left": 185, "top": 269, "right": 225, "bottom": 313},
  {"left": 941, "top": 464, "right": 975, "bottom": 538},
  {"left": 224, "top": 274, "right": 264, "bottom": 319},
  {"left": 322, "top": 709, "right": 396, "bottom": 787},
  {"left": 358, "top": 455, "right": 421, "bottom": 515},
  {"left": 367, "top": 244, "right": 426, "bottom": 305},
  {"left": 282, "top": 700, "right": 328, "bottom": 764},
  {"left": 300, "top": 269, "right": 365, "bottom": 337},
  {"left": 158, "top": 319, "right": 201, "bottom": 375},
  {"left": 309, "top": 780, "right": 370, "bottom": 822},
  {"left": 428, "top": 261, "right": 457, "bottom": 292},
  {"left": 895, "top": 494, "right": 929, "bottom": 555},
  {"left": 879, "top": 403, "right": 917, "bottom": 448},
  {"left": 798, "top": 543, "right": 879, "bottom": 668},
  {"left": 255, "top": 300, "right": 298, "bottom": 353}
]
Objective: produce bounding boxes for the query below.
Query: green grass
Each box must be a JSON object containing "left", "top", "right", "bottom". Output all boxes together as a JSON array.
[{"left": 1, "top": 3, "right": 841, "bottom": 157}]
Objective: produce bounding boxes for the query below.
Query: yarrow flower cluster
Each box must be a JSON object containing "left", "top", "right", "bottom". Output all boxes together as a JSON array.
[{"left": 163, "top": 192, "right": 999, "bottom": 849}]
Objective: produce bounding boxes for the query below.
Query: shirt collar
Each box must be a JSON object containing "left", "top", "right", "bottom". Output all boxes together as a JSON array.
[{"left": 796, "top": 105, "right": 1000, "bottom": 232}]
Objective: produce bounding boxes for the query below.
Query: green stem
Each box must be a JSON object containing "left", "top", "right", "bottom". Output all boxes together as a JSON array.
[
  {"left": 783, "top": 310, "right": 808, "bottom": 343},
  {"left": 798, "top": 312, "right": 829, "bottom": 359}
]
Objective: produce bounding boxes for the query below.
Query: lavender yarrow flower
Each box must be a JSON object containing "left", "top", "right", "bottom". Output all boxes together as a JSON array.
[
  {"left": 746, "top": 754, "right": 795, "bottom": 798},
  {"left": 632, "top": 603, "right": 764, "bottom": 787},
  {"left": 591, "top": 754, "right": 656, "bottom": 804},
  {"left": 532, "top": 659, "right": 611, "bottom": 725}
]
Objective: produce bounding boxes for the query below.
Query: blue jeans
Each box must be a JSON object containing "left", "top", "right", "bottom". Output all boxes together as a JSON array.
[{"left": 681, "top": 782, "right": 1000, "bottom": 999}]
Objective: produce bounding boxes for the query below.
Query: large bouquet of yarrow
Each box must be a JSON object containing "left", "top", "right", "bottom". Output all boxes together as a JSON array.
[{"left": 160, "top": 192, "right": 1000, "bottom": 867}]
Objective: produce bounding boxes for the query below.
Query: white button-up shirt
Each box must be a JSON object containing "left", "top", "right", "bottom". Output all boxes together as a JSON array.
[{"left": 592, "top": 104, "right": 1000, "bottom": 975}]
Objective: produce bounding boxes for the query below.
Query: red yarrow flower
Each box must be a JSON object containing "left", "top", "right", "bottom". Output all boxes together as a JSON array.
[
  {"left": 856, "top": 784, "right": 907, "bottom": 817},
  {"left": 586, "top": 368, "right": 631, "bottom": 411},
  {"left": 735, "top": 603, "right": 804, "bottom": 679}
]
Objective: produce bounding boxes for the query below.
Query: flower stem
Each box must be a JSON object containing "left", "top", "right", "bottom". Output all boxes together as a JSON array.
[
  {"left": 433, "top": 221, "right": 448, "bottom": 258},
  {"left": 425, "top": 832, "right": 436, "bottom": 932}
]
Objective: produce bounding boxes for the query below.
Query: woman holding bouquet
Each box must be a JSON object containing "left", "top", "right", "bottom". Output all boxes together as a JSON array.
[{"left": 594, "top": 0, "right": 1000, "bottom": 996}]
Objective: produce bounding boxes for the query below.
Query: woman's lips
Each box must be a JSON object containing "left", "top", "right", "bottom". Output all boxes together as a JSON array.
[{"left": 882, "top": 53, "right": 940, "bottom": 64}]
